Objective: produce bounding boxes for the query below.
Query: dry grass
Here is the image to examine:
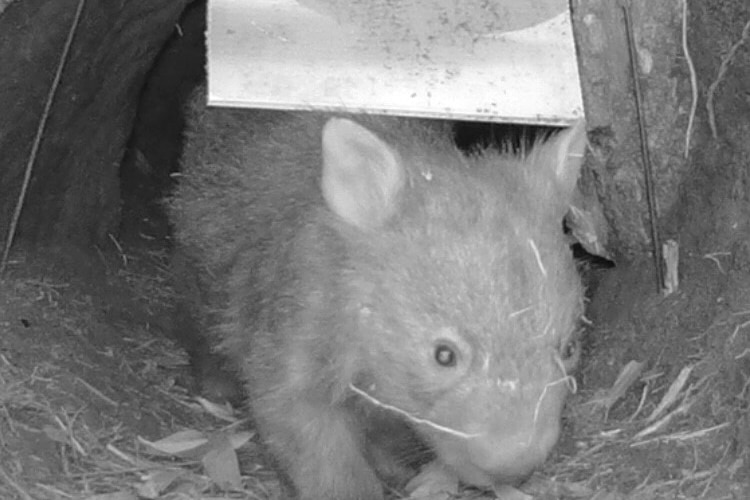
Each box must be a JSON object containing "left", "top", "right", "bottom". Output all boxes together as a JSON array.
[
  {"left": 0, "top": 248, "right": 279, "bottom": 500},
  {"left": 1, "top": 243, "right": 748, "bottom": 500},
  {"left": 534, "top": 320, "right": 748, "bottom": 500}
]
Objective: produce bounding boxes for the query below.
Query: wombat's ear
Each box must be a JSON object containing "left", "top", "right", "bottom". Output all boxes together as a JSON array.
[
  {"left": 550, "top": 119, "right": 587, "bottom": 202},
  {"left": 321, "top": 118, "right": 405, "bottom": 229},
  {"left": 554, "top": 120, "right": 588, "bottom": 193}
]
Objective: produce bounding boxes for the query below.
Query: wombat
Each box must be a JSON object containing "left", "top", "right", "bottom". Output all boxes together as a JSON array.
[{"left": 169, "top": 88, "right": 587, "bottom": 499}]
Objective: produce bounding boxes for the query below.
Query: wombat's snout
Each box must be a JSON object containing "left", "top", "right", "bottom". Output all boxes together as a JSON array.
[
  {"left": 480, "top": 429, "right": 560, "bottom": 485},
  {"left": 440, "top": 419, "right": 562, "bottom": 487}
]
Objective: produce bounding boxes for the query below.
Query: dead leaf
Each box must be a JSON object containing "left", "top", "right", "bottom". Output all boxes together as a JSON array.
[
  {"left": 135, "top": 468, "right": 183, "bottom": 499},
  {"left": 138, "top": 429, "right": 208, "bottom": 457},
  {"left": 644, "top": 365, "right": 693, "bottom": 423},
  {"left": 202, "top": 434, "right": 243, "bottom": 490},
  {"left": 493, "top": 484, "right": 532, "bottom": 500},
  {"left": 196, "top": 395, "right": 238, "bottom": 422},
  {"left": 589, "top": 360, "right": 645, "bottom": 415},
  {"left": 228, "top": 430, "right": 253, "bottom": 449},
  {"left": 43, "top": 425, "right": 70, "bottom": 444}
]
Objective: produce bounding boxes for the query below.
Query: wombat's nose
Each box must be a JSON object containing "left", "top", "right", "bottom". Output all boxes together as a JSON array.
[
  {"left": 467, "top": 428, "right": 561, "bottom": 485},
  {"left": 486, "top": 455, "right": 541, "bottom": 485},
  {"left": 479, "top": 450, "right": 542, "bottom": 484},
  {"left": 450, "top": 444, "right": 542, "bottom": 488}
]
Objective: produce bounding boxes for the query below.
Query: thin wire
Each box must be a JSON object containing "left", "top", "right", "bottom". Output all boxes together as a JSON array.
[
  {"left": 622, "top": 3, "right": 664, "bottom": 292},
  {"left": 0, "top": 0, "right": 88, "bottom": 275}
]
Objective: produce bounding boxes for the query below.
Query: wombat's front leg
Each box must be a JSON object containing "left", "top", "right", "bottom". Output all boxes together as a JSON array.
[{"left": 260, "top": 400, "right": 384, "bottom": 500}]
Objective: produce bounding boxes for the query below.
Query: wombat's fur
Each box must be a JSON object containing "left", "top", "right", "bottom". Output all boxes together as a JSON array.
[{"left": 169, "top": 88, "right": 587, "bottom": 499}]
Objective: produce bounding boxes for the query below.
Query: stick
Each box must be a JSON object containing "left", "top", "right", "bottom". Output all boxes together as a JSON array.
[{"left": 621, "top": 2, "right": 664, "bottom": 292}]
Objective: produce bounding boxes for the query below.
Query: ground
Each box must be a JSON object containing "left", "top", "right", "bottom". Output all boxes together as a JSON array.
[
  {"left": 0, "top": 202, "right": 748, "bottom": 500},
  {"left": 564, "top": 254, "right": 750, "bottom": 499},
  {"left": 0, "top": 236, "right": 282, "bottom": 500},
  {"left": 0, "top": 2, "right": 748, "bottom": 496}
]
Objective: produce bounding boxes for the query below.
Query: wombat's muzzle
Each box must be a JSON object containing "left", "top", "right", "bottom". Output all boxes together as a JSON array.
[{"left": 435, "top": 417, "right": 562, "bottom": 488}]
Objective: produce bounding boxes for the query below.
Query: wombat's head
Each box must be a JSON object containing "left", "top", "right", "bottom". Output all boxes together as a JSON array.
[{"left": 320, "top": 116, "right": 587, "bottom": 487}]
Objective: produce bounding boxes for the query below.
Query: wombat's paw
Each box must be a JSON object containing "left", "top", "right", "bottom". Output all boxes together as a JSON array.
[
  {"left": 367, "top": 445, "right": 419, "bottom": 491},
  {"left": 198, "top": 369, "right": 244, "bottom": 406},
  {"left": 404, "top": 461, "right": 459, "bottom": 500},
  {"left": 294, "top": 473, "right": 384, "bottom": 500},
  {"left": 188, "top": 350, "right": 245, "bottom": 406},
  {"left": 289, "top": 445, "right": 385, "bottom": 500},
  {"left": 277, "top": 406, "right": 386, "bottom": 500}
]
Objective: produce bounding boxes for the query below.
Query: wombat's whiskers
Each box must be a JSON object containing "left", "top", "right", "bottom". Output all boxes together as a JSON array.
[
  {"left": 527, "top": 238, "right": 547, "bottom": 278},
  {"left": 553, "top": 352, "right": 578, "bottom": 393},
  {"left": 508, "top": 305, "right": 533, "bottom": 318},
  {"left": 533, "top": 316, "right": 555, "bottom": 341},
  {"left": 543, "top": 318, "right": 554, "bottom": 338},
  {"left": 534, "top": 374, "right": 575, "bottom": 429},
  {"left": 533, "top": 354, "right": 577, "bottom": 429},
  {"left": 349, "top": 384, "right": 480, "bottom": 439}
]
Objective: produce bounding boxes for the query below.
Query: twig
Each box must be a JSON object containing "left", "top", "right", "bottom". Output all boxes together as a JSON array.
[
  {"left": 703, "top": 251, "right": 730, "bottom": 274},
  {"left": 661, "top": 239, "right": 679, "bottom": 295},
  {"left": 0, "top": 466, "right": 33, "bottom": 500},
  {"left": 75, "top": 376, "right": 119, "bottom": 408},
  {"left": 633, "top": 422, "right": 730, "bottom": 446},
  {"left": 32, "top": 484, "right": 73, "bottom": 499},
  {"left": 0, "top": 0, "right": 88, "bottom": 275},
  {"left": 706, "top": 18, "right": 750, "bottom": 139},
  {"left": 681, "top": 0, "right": 697, "bottom": 159},
  {"left": 730, "top": 319, "right": 750, "bottom": 342},
  {"left": 108, "top": 233, "right": 128, "bottom": 266}
]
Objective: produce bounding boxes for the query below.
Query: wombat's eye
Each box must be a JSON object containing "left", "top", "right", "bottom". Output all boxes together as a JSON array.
[{"left": 434, "top": 343, "right": 457, "bottom": 367}]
